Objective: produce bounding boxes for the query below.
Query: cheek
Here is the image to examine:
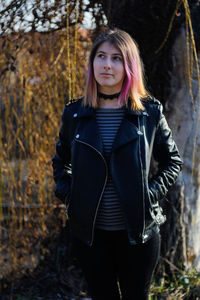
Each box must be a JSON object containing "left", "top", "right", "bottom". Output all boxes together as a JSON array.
[
  {"left": 93, "top": 60, "right": 99, "bottom": 79},
  {"left": 119, "top": 66, "right": 125, "bottom": 80}
]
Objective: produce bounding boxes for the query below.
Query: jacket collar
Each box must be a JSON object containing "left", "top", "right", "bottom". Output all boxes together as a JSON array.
[
  {"left": 76, "top": 98, "right": 148, "bottom": 118},
  {"left": 75, "top": 99, "right": 148, "bottom": 153}
]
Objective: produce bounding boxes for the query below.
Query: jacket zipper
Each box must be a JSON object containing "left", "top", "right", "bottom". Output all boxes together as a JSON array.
[
  {"left": 138, "top": 117, "right": 146, "bottom": 242},
  {"left": 74, "top": 138, "right": 108, "bottom": 246}
]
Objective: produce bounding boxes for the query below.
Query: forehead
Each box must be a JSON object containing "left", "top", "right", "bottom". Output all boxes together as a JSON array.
[{"left": 96, "top": 41, "right": 121, "bottom": 54}]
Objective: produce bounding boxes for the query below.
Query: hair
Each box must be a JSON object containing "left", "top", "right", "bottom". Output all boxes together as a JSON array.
[{"left": 83, "top": 28, "right": 150, "bottom": 110}]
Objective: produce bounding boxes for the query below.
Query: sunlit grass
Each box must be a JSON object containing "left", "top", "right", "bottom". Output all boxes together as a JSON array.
[{"left": 150, "top": 268, "right": 200, "bottom": 299}]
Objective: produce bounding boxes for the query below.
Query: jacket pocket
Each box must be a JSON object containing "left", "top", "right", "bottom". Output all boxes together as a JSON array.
[
  {"left": 55, "top": 178, "right": 71, "bottom": 203},
  {"left": 147, "top": 186, "right": 166, "bottom": 226},
  {"left": 65, "top": 191, "right": 71, "bottom": 216},
  {"left": 149, "top": 200, "right": 166, "bottom": 225}
]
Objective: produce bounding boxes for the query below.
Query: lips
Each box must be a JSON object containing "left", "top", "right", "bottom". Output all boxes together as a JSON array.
[{"left": 100, "top": 73, "right": 113, "bottom": 77}]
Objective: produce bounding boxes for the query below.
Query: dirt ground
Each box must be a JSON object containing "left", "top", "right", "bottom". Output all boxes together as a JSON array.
[{"left": 1, "top": 226, "right": 89, "bottom": 300}]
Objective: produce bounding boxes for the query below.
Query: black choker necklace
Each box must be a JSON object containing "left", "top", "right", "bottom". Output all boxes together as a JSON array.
[{"left": 98, "top": 92, "right": 120, "bottom": 100}]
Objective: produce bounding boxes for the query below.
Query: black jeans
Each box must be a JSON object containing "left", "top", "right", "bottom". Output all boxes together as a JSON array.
[{"left": 72, "top": 229, "right": 160, "bottom": 300}]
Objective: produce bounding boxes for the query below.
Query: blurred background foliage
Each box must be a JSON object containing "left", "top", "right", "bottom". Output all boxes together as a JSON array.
[{"left": 0, "top": 1, "right": 93, "bottom": 297}]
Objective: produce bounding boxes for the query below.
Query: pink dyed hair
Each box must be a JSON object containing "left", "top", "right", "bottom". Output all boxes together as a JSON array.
[{"left": 84, "top": 28, "right": 149, "bottom": 110}]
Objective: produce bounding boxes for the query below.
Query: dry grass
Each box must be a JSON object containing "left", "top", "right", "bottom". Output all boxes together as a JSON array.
[{"left": 0, "top": 27, "right": 91, "bottom": 284}]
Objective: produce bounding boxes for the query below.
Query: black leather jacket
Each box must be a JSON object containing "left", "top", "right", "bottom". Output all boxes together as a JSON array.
[{"left": 52, "top": 96, "right": 183, "bottom": 246}]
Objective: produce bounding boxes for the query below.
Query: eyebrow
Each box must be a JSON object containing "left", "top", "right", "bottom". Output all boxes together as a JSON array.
[{"left": 96, "top": 50, "right": 122, "bottom": 56}]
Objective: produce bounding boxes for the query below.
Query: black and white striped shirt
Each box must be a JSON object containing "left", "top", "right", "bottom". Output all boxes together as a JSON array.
[{"left": 95, "top": 107, "right": 126, "bottom": 230}]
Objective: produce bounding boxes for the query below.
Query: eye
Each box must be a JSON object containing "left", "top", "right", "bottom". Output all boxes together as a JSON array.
[
  {"left": 97, "top": 53, "right": 105, "bottom": 59},
  {"left": 113, "top": 56, "right": 122, "bottom": 61}
]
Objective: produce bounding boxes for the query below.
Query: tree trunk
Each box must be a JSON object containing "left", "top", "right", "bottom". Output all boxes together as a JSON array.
[
  {"left": 99, "top": 0, "right": 200, "bottom": 274},
  {"left": 164, "top": 27, "right": 200, "bottom": 271}
]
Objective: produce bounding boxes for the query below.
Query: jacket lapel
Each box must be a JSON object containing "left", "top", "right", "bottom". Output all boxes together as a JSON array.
[
  {"left": 76, "top": 105, "right": 104, "bottom": 154},
  {"left": 112, "top": 100, "right": 148, "bottom": 151},
  {"left": 75, "top": 100, "right": 147, "bottom": 153},
  {"left": 112, "top": 117, "right": 139, "bottom": 151}
]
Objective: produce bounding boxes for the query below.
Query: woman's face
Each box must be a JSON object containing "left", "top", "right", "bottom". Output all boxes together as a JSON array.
[{"left": 93, "top": 41, "right": 125, "bottom": 94}]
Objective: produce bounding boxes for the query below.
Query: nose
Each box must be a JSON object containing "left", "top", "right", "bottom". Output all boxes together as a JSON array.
[{"left": 103, "top": 57, "right": 111, "bottom": 70}]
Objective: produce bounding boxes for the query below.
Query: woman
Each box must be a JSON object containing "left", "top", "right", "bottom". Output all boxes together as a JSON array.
[{"left": 52, "top": 28, "right": 182, "bottom": 300}]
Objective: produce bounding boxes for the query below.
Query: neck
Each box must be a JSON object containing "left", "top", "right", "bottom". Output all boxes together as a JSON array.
[
  {"left": 98, "top": 97, "right": 120, "bottom": 109},
  {"left": 97, "top": 89, "right": 122, "bottom": 108},
  {"left": 98, "top": 91, "right": 120, "bottom": 100}
]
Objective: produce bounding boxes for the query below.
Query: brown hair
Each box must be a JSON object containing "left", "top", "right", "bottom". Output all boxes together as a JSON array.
[{"left": 83, "top": 28, "right": 149, "bottom": 110}]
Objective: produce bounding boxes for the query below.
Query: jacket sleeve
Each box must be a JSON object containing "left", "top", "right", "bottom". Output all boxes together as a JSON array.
[
  {"left": 52, "top": 107, "right": 72, "bottom": 204},
  {"left": 148, "top": 104, "right": 183, "bottom": 203}
]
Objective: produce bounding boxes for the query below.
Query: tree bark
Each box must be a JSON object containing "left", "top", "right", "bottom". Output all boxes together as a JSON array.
[
  {"left": 165, "top": 27, "right": 200, "bottom": 271},
  {"left": 99, "top": 0, "right": 200, "bottom": 273}
]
